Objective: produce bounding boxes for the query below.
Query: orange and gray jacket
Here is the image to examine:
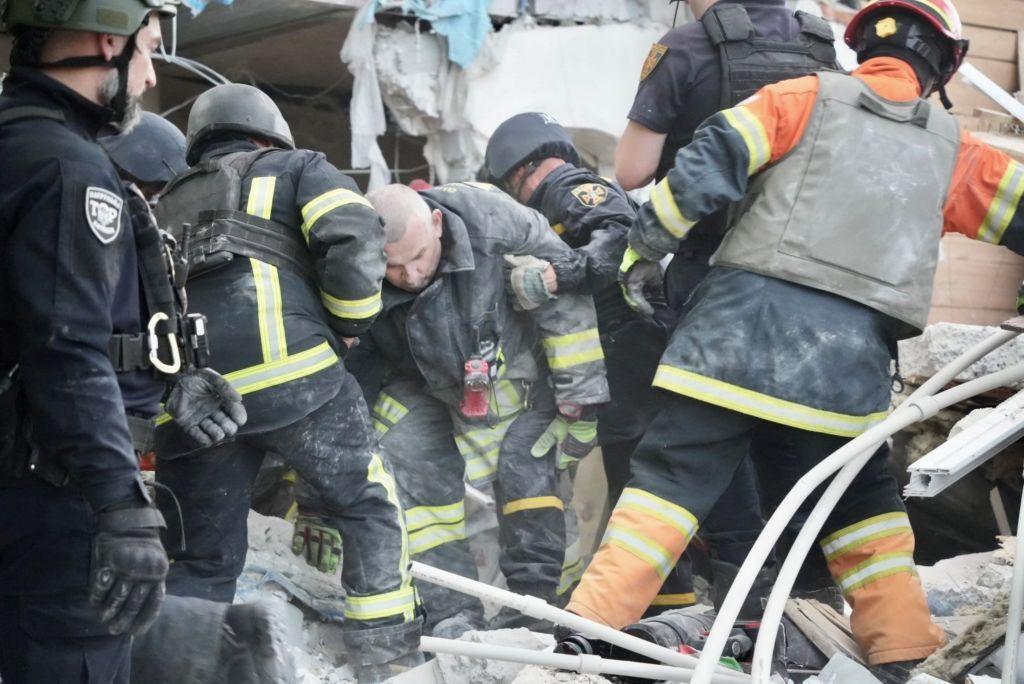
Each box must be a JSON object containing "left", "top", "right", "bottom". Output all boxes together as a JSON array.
[
  {"left": 631, "top": 57, "right": 1024, "bottom": 337},
  {"left": 366, "top": 182, "right": 610, "bottom": 413},
  {"left": 153, "top": 139, "right": 386, "bottom": 440}
]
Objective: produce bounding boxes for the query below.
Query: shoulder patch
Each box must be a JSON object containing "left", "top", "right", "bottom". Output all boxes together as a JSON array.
[
  {"left": 571, "top": 183, "right": 609, "bottom": 208},
  {"left": 85, "top": 187, "right": 123, "bottom": 244},
  {"left": 640, "top": 43, "right": 669, "bottom": 82}
]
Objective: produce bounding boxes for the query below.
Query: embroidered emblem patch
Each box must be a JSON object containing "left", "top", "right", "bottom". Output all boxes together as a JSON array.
[
  {"left": 85, "top": 187, "right": 123, "bottom": 244},
  {"left": 571, "top": 183, "right": 609, "bottom": 208},
  {"left": 641, "top": 43, "right": 669, "bottom": 82}
]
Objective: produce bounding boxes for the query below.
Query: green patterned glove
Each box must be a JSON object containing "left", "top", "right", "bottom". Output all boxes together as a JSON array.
[
  {"left": 531, "top": 408, "right": 599, "bottom": 469},
  {"left": 291, "top": 512, "right": 342, "bottom": 574}
]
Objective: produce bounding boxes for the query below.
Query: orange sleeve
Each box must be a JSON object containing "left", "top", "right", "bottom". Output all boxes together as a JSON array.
[
  {"left": 736, "top": 74, "right": 821, "bottom": 165},
  {"left": 944, "top": 130, "right": 1024, "bottom": 247}
]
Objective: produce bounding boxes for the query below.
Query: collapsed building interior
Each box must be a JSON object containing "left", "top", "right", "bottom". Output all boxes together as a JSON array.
[{"left": 4, "top": 0, "right": 1024, "bottom": 682}]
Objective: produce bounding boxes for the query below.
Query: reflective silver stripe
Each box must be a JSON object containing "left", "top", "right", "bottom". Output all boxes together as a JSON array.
[
  {"left": 602, "top": 527, "right": 676, "bottom": 580},
  {"left": 838, "top": 552, "right": 916, "bottom": 594},
  {"left": 723, "top": 106, "right": 771, "bottom": 174},
  {"left": 653, "top": 364, "right": 888, "bottom": 438},
  {"left": 541, "top": 328, "right": 604, "bottom": 370},
  {"left": 224, "top": 341, "right": 337, "bottom": 396},
  {"left": 978, "top": 161, "right": 1024, "bottom": 244},
  {"left": 301, "top": 188, "right": 372, "bottom": 240},
  {"left": 650, "top": 177, "right": 695, "bottom": 239},
  {"left": 618, "top": 488, "right": 698, "bottom": 541},
  {"left": 246, "top": 176, "right": 277, "bottom": 220},
  {"left": 373, "top": 394, "right": 408, "bottom": 426},
  {"left": 820, "top": 513, "right": 912, "bottom": 561},
  {"left": 344, "top": 586, "right": 417, "bottom": 621},
  {"left": 250, "top": 259, "right": 287, "bottom": 362}
]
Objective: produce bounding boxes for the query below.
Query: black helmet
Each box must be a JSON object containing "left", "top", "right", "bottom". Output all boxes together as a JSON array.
[
  {"left": 99, "top": 111, "right": 187, "bottom": 186},
  {"left": 484, "top": 112, "right": 580, "bottom": 185},
  {"left": 185, "top": 83, "right": 295, "bottom": 165}
]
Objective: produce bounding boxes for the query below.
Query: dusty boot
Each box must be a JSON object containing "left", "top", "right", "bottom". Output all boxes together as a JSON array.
[
  {"left": 214, "top": 602, "right": 290, "bottom": 684},
  {"left": 343, "top": 618, "right": 424, "bottom": 684},
  {"left": 710, "top": 559, "right": 776, "bottom": 620},
  {"left": 431, "top": 612, "right": 483, "bottom": 639}
]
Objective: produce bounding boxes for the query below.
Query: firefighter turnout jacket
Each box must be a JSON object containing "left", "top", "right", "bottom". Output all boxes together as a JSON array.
[
  {"left": 153, "top": 139, "right": 387, "bottom": 445},
  {"left": 631, "top": 56, "right": 1024, "bottom": 437}
]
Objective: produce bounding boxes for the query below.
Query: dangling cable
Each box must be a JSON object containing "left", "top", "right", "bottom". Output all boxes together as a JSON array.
[{"left": 151, "top": 480, "right": 187, "bottom": 552}]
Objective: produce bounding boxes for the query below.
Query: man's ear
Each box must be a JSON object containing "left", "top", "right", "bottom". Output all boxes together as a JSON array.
[
  {"left": 96, "top": 32, "right": 123, "bottom": 62},
  {"left": 431, "top": 209, "right": 443, "bottom": 238}
]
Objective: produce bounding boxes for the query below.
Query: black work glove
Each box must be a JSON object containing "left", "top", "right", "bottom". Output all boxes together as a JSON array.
[
  {"left": 166, "top": 368, "right": 247, "bottom": 447},
  {"left": 89, "top": 505, "right": 169, "bottom": 635},
  {"left": 618, "top": 246, "right": 664, "bottom": 317}
]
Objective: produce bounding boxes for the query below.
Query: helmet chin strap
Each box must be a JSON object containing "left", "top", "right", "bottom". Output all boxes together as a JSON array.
[{"left": 36, "top": 28, "right": 140, "bottom": 125}]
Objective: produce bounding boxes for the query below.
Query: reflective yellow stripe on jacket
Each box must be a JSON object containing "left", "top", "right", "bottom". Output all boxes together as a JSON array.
[
  {"left": 977, "top": 160, "right": 1024, "bottom": 244},
  {"left": 542, "top": 328, "right": 604, "bottom": 371},
  {"left": 300, "top": 188, "right": 373, "bottom": 242},
  {"left": 155, "top": 341, "right": 338, "bottom": 426},
  {"left": 653, "top": 364, "right": 888, "bottom": 438},
  {"left": 372, "top": 392, "right": 410, "bottom": 437},
  {"left": 321, "top": 290, "right": 383, "bottom": 322}
]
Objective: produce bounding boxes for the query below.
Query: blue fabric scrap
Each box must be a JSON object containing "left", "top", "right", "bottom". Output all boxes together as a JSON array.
[{"left": 371, "top": 0, "right": 492, "bottom": 69}]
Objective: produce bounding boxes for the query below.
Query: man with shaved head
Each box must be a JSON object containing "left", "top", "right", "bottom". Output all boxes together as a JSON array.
[{"left": 347, "top": 181, "right": 609, "bottom": 636}]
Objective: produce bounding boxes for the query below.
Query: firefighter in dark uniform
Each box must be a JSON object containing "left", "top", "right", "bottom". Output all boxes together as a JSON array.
[
  {"left": 618, "top": 0, "right": 846, "bottom": 602},
  {"left": 484, "top": 112, "right": 770, "bottom": 617},
  {"left": 152, "top": 83, "right": 422, "bottom": 683},
  {"left": 0, "top": 1, "right": 247, "bottom": 682},
  {"left": 101, "top": 115, "right": 289, "bottom": 684}
]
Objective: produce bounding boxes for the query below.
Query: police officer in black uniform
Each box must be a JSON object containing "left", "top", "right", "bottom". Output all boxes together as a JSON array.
[
  {"left": 618, "top": 0, "right": 838, "bottom": 307},
  {"left": 0, "top": 1, "right": 246, "bottom": 682}
]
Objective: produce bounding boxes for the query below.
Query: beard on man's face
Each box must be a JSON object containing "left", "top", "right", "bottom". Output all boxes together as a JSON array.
[{"left": 99, "top": 70, "right": 143, "bottom": 133}]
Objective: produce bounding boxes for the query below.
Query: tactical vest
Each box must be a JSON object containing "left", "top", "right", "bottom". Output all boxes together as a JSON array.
[
  {"left": 155, "top": 149, "right": 314, "bottom": 283},
  {"left": 711, "top": 71, "right": 960, "bottom": 337},
  {"left": 657, "top": 4, "right": 838, "bottom": 180}
]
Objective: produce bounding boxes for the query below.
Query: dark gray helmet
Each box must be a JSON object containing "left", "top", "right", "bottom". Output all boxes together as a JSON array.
[
  {"left": 484, "top": 112, "right": 580, "bottom": 184},
  {"left": 99, "top": 111, "right": 187, "bottom": 186},
  {"left": 185, "top": 83, "right": 295, "bottom": 165}
]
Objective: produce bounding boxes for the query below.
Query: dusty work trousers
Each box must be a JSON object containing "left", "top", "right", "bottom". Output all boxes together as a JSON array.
[
  {"left": 568, "top": 393, "right": 945, "bottom": 665},
  {"left": 155, "top": 373, "right": 416, "bottom": 638},
  {"left": 377, "top": 380, "right": 564, "bottom": 631},
  {"left": 0, "top": 477, "right": 130, "bottom": 684}
]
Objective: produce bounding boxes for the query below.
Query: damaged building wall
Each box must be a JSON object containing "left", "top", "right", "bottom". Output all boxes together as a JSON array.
[{"left": 365, "top": 18, "right": 664, "bottom": 184}]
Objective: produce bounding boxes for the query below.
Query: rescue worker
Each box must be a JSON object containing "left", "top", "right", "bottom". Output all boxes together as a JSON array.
[
  {"left": 621, "top": 0, "right": 847, "bottom": 602},
  {"left": 151, "top": 83, "right": 422, "bottom": 683},
  {"left": 358, "top": 182, "right": 609, "bottom": 636},
  {"left": 484, "top": 113, "right": 770, "bottom": 618},
  {"left": 0, "top": 2, "right": 247, "bottom": 682},
  {"left": 566, "top": 1, "right": 1024, "bottom": 680},
  {"left": 101, "top": 115, "right": 289, "bottom": 684},
  {"left": 100, "top": 110, "right": 188, "bottom": 200}
]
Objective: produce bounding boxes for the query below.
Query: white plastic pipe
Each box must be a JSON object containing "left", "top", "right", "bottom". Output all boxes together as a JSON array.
[
  {"left": 1001, "top": 463, "right": 1024, "bottom": 684},
  {"left": 694, "top": 328, "right": 1023, "bottom": 684},
  {"left": 420, "top": 636, "right": 749, "bottom": 683},
  {"left": 751, "top": 364, "right": 1024, "bottom": 683},
  {"left": 960, "top": 61, "right": 1024, "bottom": 126},
  {"left": 410, "top": 562, "right": 747, "bottom": 678}
]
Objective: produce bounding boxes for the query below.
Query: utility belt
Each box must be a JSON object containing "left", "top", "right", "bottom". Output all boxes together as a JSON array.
[
  {"left": 0, "top": 364, "right": 156, "bottom": 487},
  {"left": 185, "top": 209, "right": 315, "bottom": 283}
]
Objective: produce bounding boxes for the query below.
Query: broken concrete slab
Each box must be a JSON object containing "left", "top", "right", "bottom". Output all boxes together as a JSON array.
[
  {"left": 898, "top": 323, "right": 1024, "bottom": 389},
  {"left": 919, "top": 549, "right": 1015, "bottom": 617},
  {"left": 509, "top": 665, "right": 612, "bottom": 683},
  {"left": 433, "top": 629, "right": 554, "bottom": 684}
]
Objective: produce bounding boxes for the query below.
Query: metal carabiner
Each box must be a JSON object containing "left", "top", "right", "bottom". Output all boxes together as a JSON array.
[{"left": 147, "top": 313, "right": 181, "bottom": 375}]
